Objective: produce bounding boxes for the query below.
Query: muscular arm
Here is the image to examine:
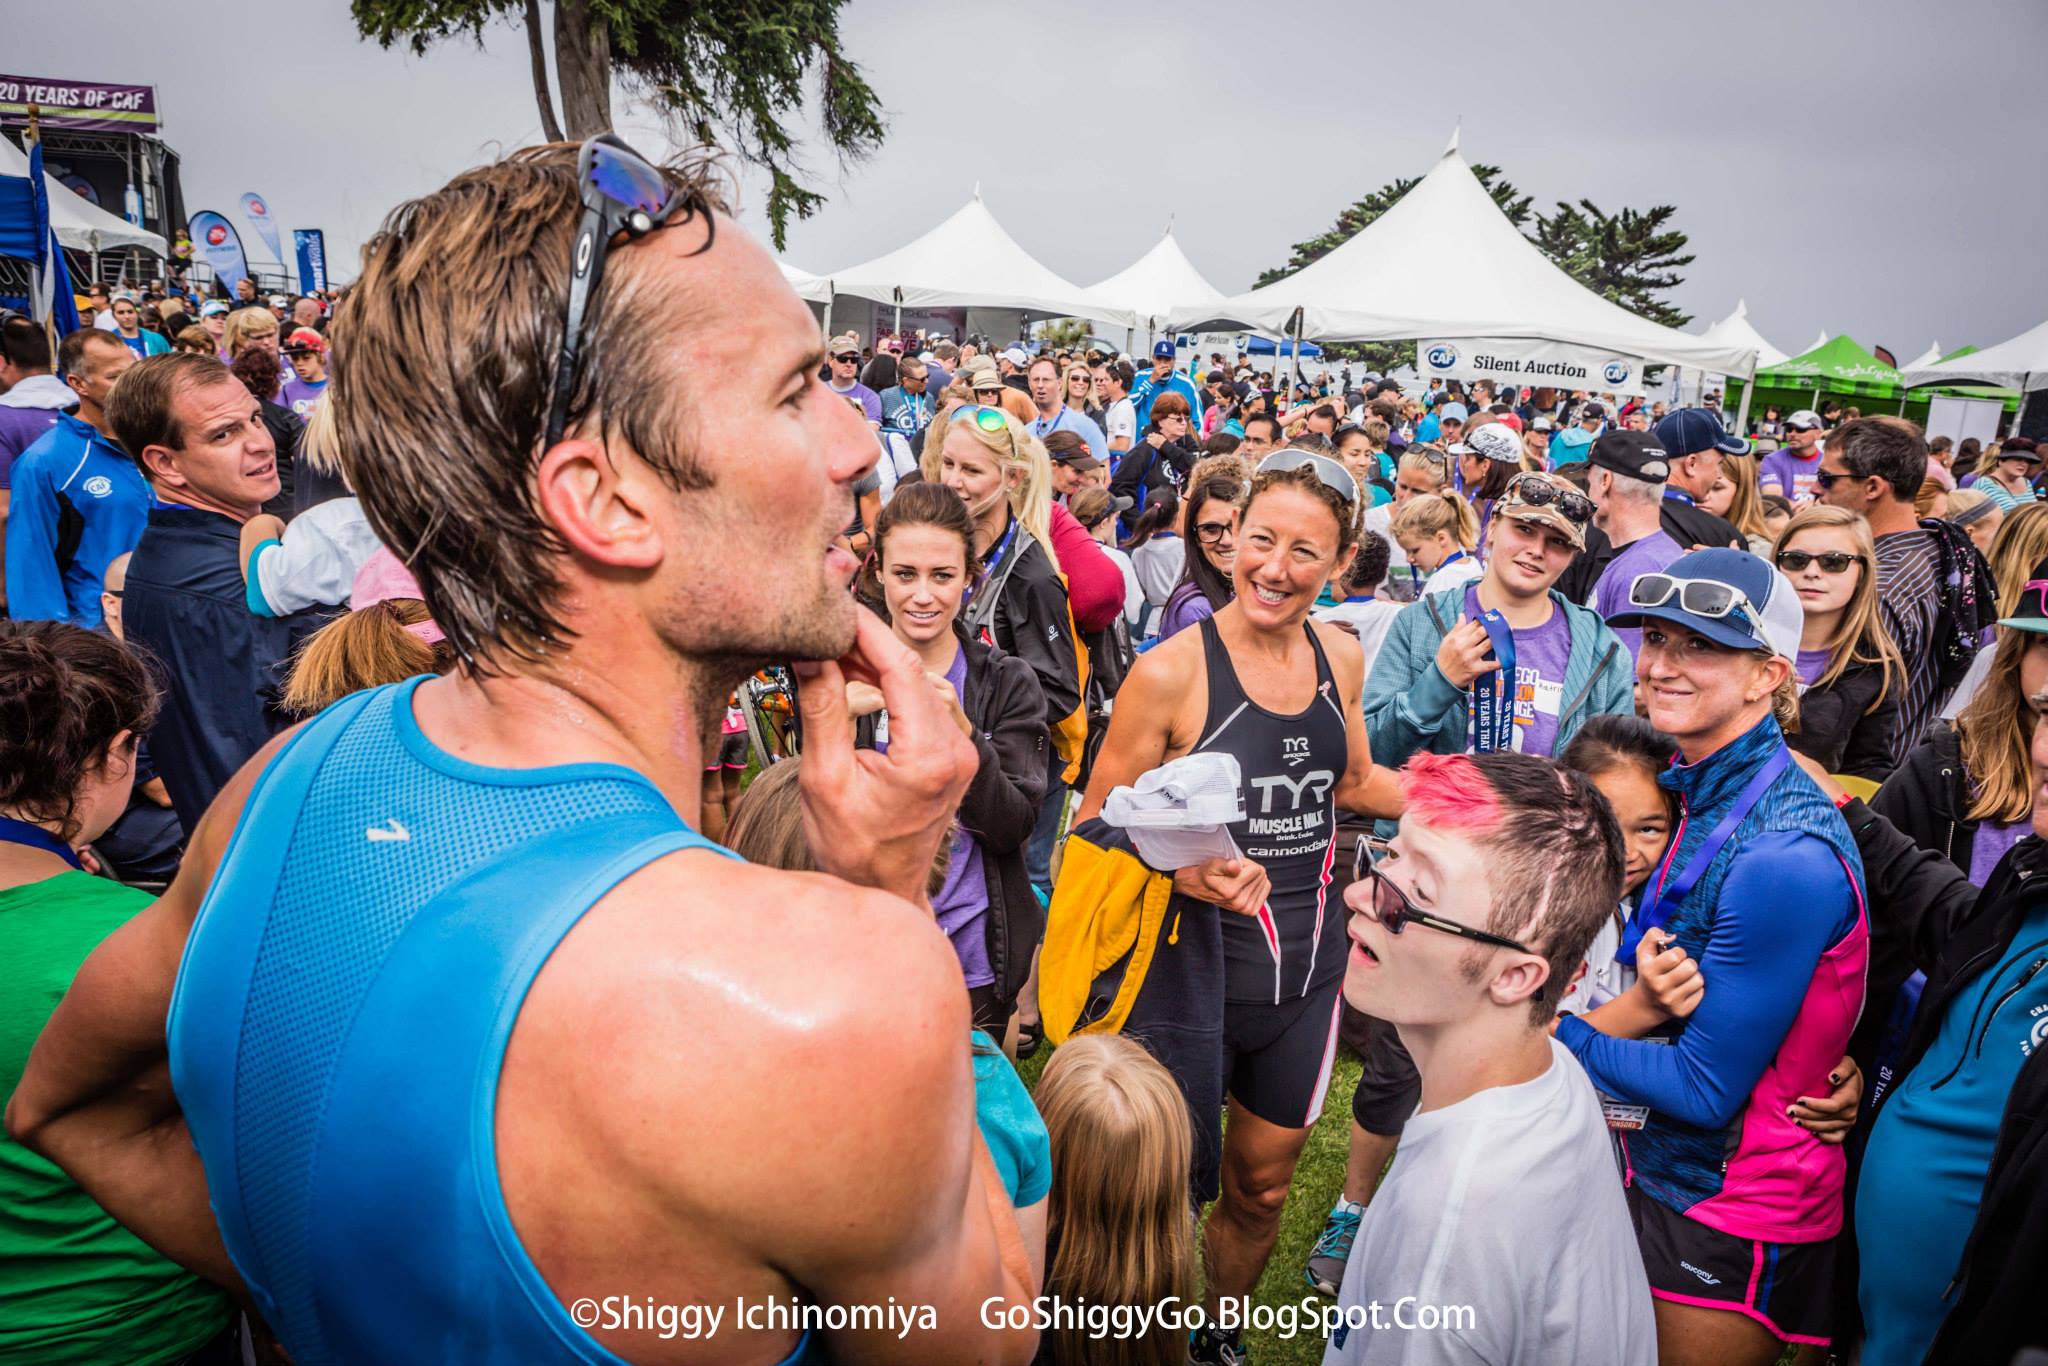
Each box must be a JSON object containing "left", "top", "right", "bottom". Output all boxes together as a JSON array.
[
  {"left": 5, "top": 729, "right": 297, "bottom": 1289},
  {"left": 1073, "top": 639, "right": 1193, "bottom": 824},
  {"left": 1556, "top": 832, "right": 1855, "bottom": 1128}
]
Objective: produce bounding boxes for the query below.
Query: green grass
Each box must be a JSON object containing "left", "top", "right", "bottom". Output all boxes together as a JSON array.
[{"left": 1015, "top": 1041, "right": 1365, "bottom": 1366}]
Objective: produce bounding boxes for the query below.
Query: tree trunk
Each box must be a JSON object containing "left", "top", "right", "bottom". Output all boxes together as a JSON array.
[
  {"left": 523, "top": 0, "right": 564, "bottom": 143},
  {"left": 552, "top": 0, "right": 613, "bottom": 140}
]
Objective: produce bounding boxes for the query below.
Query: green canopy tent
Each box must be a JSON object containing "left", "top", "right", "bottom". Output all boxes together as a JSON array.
[{"left": 1728, "top": 334, "right": 2018, "bottom": 425}]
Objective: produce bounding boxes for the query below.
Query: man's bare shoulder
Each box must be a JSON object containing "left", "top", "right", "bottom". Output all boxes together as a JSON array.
[{"left": 536, "top": 849, "right": 970, "bottom": 1079}]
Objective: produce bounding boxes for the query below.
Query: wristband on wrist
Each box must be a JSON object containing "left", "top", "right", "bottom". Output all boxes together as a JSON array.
[{"left": 1833, "top": 789, "right": 1853, "bottom": 810}]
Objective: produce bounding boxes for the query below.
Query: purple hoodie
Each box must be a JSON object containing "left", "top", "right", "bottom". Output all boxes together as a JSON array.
[{"left": 0, "top": 374, "right": 79, "bottom": 488}]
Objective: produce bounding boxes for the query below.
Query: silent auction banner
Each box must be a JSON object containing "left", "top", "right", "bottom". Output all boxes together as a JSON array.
[{"left": 1417, "top": 337, "right": 1649, "bottom": 397}]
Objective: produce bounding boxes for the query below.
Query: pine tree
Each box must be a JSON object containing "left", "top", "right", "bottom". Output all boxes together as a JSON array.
[
  {"left": 350, "top": 0, "right": 884, "bottom": 248},
  {"left": 1529, "top": 200, "right": 1695, "bottom": 329}
]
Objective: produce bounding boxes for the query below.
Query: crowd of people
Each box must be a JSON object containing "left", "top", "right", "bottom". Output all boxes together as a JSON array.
[{"left": 0, "top": 135, "right": 2044, "bottom": 1366}]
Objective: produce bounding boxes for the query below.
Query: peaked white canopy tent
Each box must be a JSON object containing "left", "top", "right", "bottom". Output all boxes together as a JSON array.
[
  {"left": 776, "top": 260, "right": 832, "bottom": 305},
  {"left": 1904, "top": 319, "right": 2048, "bottom": 393},
  {"left": 826, "top": 190, "right": 1131, "bottom": 335},
  {"left": 1902, "top": 340, "right": 1945, "bottom": 371},
  {"left": 1082, "top": 227, "right": 1223, "bottom": 349},
  {"left": 1167, "top": 133, "right": 1758, "bottom": 406},
  {"left": 1697, "top": 300, "right": 1789, "bottom": 371},
  {"left": 0, "top": 131, "right": 164, "bottom": 259}
]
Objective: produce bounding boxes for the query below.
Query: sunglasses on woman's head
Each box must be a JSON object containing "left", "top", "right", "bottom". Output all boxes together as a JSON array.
[
  {"left": 1351, "top": 837, "right": 1534, "bottom": 952},
  {"left": 1775, "top": 549, "right": 1863, "bottom": 574}
]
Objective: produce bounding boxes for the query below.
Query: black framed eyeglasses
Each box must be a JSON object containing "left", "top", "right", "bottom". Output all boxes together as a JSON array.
[
  {"left": 1775, "top": 549, "right": 1863, "bottom": 574},
  {"left": 545, "top": 134, "right": 713, "bottom": 448},
  {"left": 1195, "top": 519, "right": 1236, "bottom": 544},
  {"left": 1351, "top": 837, "right": 1533, "bottom": 953}
]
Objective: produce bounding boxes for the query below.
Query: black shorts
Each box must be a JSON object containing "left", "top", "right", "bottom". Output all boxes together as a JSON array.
[
  {"left": 1223, "top": 980, "right": 1345, "bottom": 1130},
  {"left": 1626, "top": 1183, "right": 1836, "bottom": 1346},
  {"left": 702, "top": 730, "right": 748, "bottom": 772},
  {"left": 1350, "top": 1011, "right": 1421, "bottom": 1136}
]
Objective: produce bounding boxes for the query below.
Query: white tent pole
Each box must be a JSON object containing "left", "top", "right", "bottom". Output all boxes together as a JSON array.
[
  {"left": 821, "top": 294, "right": 834, "bottom": 345},
  {"left": 1125, "top": 325, "right": 1134, "bottom": 357},
  {"left": 1287, "top": 309, "right": 1304, "bottom": 397}
]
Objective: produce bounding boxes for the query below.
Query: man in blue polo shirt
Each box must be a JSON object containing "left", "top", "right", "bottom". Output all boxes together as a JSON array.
[
  {"left": 4, "top": 329, "right": 149, "bottom": 626},
  {"left": 1026, "top": 355, "right": 1108, "bottom": 462},
  {"left": 1128, "top": 339, "right": 1203, "bottom": 434}
]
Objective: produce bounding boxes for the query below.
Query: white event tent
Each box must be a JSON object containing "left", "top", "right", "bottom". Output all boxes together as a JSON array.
[
  {"left": 0, "top": 132, "right": 164, "bottom": 258},
  {"left": 1166, "top": 134, "right": 1758, "bottom": 388},
  {"left": 1697, "top": 300, "right": 1789, "bottom": 371},
  {"left": 1083, "top": 227, "right": 1223, "bottom": 347},
  {"left": 776, "top": 260, "right": 832, "bottom": 305},
  {"left": 827, "top": 190, "right": 1130, "bottom": 332},
  {"left": 1902, "top": 340, "right": 1945, "bottom": 372},
  {"left": 1904, "top": 318, "right": 2048, "bottom": 393}
]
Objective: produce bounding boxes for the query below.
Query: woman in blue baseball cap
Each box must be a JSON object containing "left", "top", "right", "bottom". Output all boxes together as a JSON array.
[{"left": 1565, "top": 546, "right": 1870, "bottom": 1365}]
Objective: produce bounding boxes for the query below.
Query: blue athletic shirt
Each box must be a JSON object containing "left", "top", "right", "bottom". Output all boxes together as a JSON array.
[
  {"left": 165, "top": 677, "right": 822, "bottom": 1366},
  {"left": 1855, "top": 899, "right": 2048, "bottom": 1366},
  {"left": 2, "top": 412, "right": 150, "bottom": 626}
]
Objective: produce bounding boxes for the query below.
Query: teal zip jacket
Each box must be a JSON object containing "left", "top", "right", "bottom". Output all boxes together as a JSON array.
[{"left": 1363, "top": 584, "right": 1634, "bottom": 768}]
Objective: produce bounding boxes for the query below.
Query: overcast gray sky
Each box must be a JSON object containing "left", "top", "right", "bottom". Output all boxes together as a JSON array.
[{"left": 16, "top": 0, "right": 2047, "bottom": 356}]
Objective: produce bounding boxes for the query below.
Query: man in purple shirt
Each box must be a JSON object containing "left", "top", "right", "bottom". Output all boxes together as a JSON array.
[
  {"left": 1586, "top": 430, "right": 1685, "bottom": 661},
  {"left": 0, "top": 316, "right": 77, "bottom": 488},
  {"left": 824, "top": 331, "right": 882, "bottom": 424},
  {"left": 1758, "top": 408, "right": 1827, "bottom": 500}
]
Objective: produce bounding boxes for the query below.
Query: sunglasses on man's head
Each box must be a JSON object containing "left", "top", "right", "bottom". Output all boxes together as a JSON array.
[
  {"left": 1351, "top": 837, "right": 1533, "bottom": 953},
  {"left": 546, "top": 134, "right": 711, "bottom": 447}
]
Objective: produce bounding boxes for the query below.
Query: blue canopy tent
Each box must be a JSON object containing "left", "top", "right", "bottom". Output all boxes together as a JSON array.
[
  {"left": 0, "top": 133, "right": 81, "bottom": 334},
  {"left": 1244, "top": 334, "right": 1323, "bottom": 357}
]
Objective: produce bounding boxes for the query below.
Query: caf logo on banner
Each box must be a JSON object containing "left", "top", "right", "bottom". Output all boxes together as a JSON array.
[
  {"left": 1425, "top": 344, "right": 1459, "bottom": 371},
  {"left": 1604, "top": 360, "right": 1632, "bottom": 386},
  {"left": 206, "top": 224, "right": 227, "bottom": 245},
  {"left": 247, "top": 197, "right": 269, "bottom": 218}
]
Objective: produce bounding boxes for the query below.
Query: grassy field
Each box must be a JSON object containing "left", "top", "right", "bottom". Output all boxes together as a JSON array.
[{"left": 1014, "top": 1041, "right": 1365, "bottom": 1366}]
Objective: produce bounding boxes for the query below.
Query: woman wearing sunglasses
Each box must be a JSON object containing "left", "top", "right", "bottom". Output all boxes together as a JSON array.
[
  {"left": 1061, "top": 362, "right": 1102, "bottom": 425},
  {"left": 1773, "top": 507, "right": 1904, "bottom": 783},
  {"left": 1573, "top": 548, "right": 1868, "bottom": 1366},
  {"left": 1365, "top": 471, "right": 1633, "bottom": 775},
  {"left": 1155, "top": 474, "right": 1245, "bottom": 642},
  {"left": 1063, "top": 449, "right": 1399, "bottom": 1365}
]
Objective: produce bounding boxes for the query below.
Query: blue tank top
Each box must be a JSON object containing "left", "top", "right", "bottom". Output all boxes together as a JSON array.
[{"left": 166, "top": 677, "right": 821, "bottom": 1366}]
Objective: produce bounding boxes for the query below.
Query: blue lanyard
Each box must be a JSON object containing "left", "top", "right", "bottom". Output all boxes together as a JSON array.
[
  {"left": 0, "top": 816, "right": 83, "bottom": 870},
  {"left": 1663, "top": 487, "right": 1695, "bottom": 507},
  {"left": 1464, "top": 584, "right": 1517, "bottom": 753},
  {"left": 1618, "top": 745, "right": 1791, "bottom": 962},
  {"left": 1440, "top": 550, "right": 1468, "bottom": 569},
  {"left": 967, "top": 516, "right": 1019, "bottom": 611}
]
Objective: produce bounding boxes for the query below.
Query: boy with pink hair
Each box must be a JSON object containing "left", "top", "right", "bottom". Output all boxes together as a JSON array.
[{"left": 1324, "top": 751, "right": 1654, "bottom": 1366}]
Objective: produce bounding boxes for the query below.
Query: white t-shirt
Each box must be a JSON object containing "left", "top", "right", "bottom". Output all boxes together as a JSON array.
[
  {"left": 1099, "top": 542, "right": 1145, "bottom": 630},
  {"left": 1315, "top": 598, "right": 1405, "bottom": 678},
  {"left": 1132, "top": 534, "right": 1184, "bottom": 635},
  {"left": 1419, "top": 555, "right": 1484, "bottom": 599},
  {"left": 1104, "top": 395, "right": 1137, "bottom": 449},
  {"left": 251, "top": 496, "right": 384, "bottom": 616},
  {"left": 1323, "top": 1037, "right": 1654, "bottom": 1366},
  {"left": 1363, "top": 502, "right": 1411, "bottom": 593},
  {"left": 1555, "top": 906, "right": 1636, "bottom": 1018}
]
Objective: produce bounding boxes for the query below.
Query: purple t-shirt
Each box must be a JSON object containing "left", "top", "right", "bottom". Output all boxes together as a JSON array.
[
  {"left": 1590, "top": 530, "right": 1683, "bottom": 660},
  {"left": 876, "top": 643, "right": 993, "bottom": 987},
  {"left": 1156, "top": 580, "right": 1216, "bottom": 641},
  {"left": 1759, "top": 445, "right": 1824, "bottom": 500},
  {"left": 280, "top": 375, "right": 327, "bottom": 418},
  {"left": 829, "top": 379, "right": 883, "bottom": 424},
  {"left": 1465, "top": 586, "right": 1573, "bottom": 759},
  {"left": 1795, "top": 647, "right": 1832, "bottom": 687},
  {"left": 1969, "top": 818, "right": 2028, "bottom": 887}
]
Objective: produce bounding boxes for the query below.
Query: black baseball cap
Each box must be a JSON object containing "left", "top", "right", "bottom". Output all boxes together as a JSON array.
[{"left": 1588, "top": 431, "right": 1672, "bottom": 482}]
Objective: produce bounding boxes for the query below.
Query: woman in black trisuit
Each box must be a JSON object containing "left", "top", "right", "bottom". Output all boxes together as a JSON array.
[{"left": 1072, "top": 448, "right": 1401, "bottom": 1365}]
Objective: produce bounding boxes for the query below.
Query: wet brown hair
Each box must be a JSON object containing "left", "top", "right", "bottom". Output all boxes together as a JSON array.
[
  {"left": 332, "top": 143, "right": 731, "bottom": 672},
  {"left": 0, "top": 622, "right": 159, "bottom": 841}
]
